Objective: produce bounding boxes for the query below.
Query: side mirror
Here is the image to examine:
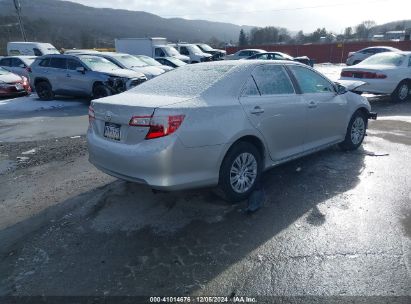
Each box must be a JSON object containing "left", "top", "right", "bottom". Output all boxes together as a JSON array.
[
  {"left": 335, "top": 83, "right": 347, "bottom": 95},
  {"left": 76, "top": 66, "right": 85, "bottom": 74}
]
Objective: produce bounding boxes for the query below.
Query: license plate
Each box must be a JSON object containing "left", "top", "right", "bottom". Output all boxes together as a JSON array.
[
  {"left": 15, "top": 84, "right": 24, "bottom": 90},
  {"left": 104, "top": 123, "right": 121, "bottom": 141}
]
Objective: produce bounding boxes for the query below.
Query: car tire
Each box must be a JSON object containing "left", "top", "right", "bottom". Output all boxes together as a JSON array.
[
  {"left": 339, "top": 110, "right": 367, "bottom": 151},
  {"left": 218, "top": 142, "right": 262, "bottom": 203},
  {"left": 93, "top": 83, "right": 111, "bottom": 99},
  {"left": 35, "top": 81, "right": 54, "bottom": 101},
  {"left": 391, "top": 81, "right": 410, "bottom": 103}
]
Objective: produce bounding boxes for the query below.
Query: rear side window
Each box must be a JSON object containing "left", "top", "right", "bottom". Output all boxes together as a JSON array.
[
  {"left": 0, "top": 58, "right": 12, "bottom": 66},
  {"left": 49, "top": 58, "right": 67, "bottom": 69},
  {"left": 11, "top": 58, "right": 24, "bottom": 67},
  {"left": 242, "top": 77, "right": 260, "bottom": 96},
  {"left": 39, "top": 58, "right": 50, "bottom": 67},
  {"left": 289, "top": 65, "right": 334, "bottom": 94},
  {"left": 252, "top": 65, "right": 295, "bottom": 95}
]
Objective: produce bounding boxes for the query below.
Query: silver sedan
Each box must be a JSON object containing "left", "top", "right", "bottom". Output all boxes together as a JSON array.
[{"left": 87, "top": 61, "right": 376, "bottom": 202}]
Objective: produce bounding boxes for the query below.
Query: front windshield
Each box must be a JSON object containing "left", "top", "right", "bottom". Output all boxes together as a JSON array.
[
  {"left": 164, "top": 46, "right": 180, "bottom": 57},
  {"left": 114, "top": 55, "right": 148, "bottom": 68},
  {"left": 198, "top": 44, "right": 214, "bottom": 51},
  {"left": 361, "top": 53, "right": 405, "bottom": 66},
  {"left": 165, "top": 57, "right": 187, "bottom": 67},
  {"left": 187, "top": 45, "right": 203, "bottom": 54},
  {"left": 78, "top": 56, "right": 119, "bottom": 71},
  {"left": 136, "top": 55, "right": 162, "bottom": 66}
]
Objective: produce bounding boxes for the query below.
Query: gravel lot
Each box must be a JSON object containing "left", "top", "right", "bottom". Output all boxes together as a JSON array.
[{"left": 0, "top": 65, "right": 410, "bottom": 303}]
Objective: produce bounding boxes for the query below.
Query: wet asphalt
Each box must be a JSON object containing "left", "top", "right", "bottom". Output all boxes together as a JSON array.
[{"left": 0, "top": 83, "right": 410, "bottom": 303}]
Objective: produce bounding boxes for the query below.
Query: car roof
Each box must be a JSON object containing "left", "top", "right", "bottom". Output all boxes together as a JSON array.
[
  {"left": 362, "top": 46, "right": 401, "bottom": 50},
  {"left": 238, "top": 49, "right": 266, "bottom": 52}
]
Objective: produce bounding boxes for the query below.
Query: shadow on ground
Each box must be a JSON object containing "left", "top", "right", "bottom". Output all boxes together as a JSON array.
[{"left": 0, "top": 144, "right": 367, "bottom": 296}]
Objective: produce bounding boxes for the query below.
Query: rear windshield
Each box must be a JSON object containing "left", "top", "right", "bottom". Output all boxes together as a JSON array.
[
  {"left": 0, "top": 67, "right": 11, "bottom": 75},
  {"left": 131, "top": 64, "right": 235, "bottom": 97},
  {"left": 361, "top": 53, "right": 406, "bottom": 66}
]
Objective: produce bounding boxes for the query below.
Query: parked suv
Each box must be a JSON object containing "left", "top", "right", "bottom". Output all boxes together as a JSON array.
[
  {"left": 29, "top": 54, "right": 147, "bottom": 100},
  {"left": 171, "top": 44, "right": 212, "bottom": 63}
]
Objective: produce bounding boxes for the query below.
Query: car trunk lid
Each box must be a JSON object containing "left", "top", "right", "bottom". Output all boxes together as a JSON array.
[{"left": 90, "top": 92, "right": 189, "bottom": 144}]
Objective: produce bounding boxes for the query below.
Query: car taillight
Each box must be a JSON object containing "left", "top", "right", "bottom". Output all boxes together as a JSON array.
[
  {"left": 88, "top": 106, "right": 95, "bottom": 123},
  {"left": 129, "top": 114, "right": 185, "bottom": 140},
  {"left": 340, "top": 71, "right": 387, "bottom": 79}
]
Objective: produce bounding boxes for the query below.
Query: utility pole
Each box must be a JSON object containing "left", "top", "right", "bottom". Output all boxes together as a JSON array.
[{"left": 13, "top": 0, "right": 27, "bottom": 41}]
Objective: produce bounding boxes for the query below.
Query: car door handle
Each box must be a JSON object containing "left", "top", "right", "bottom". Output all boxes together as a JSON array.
[
  {"left": 250, "top": 106, "right": 264, "bottom": 114},
  {"left": 66, "top": 74, "right": 71, "bottom": 78},
  {"left": 308, "top": 101, "right": 317, "bottom": 108}
]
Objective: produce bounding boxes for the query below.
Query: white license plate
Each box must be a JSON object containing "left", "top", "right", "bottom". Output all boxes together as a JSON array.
[
  {"left": 104, "top": 123, "right": 121, "bottom": 141},
  {"left": 15, "top": 84, "right": 24, "bottom": 90}
]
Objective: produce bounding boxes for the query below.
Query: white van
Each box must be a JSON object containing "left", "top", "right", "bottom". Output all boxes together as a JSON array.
[
  {"left": 171, "top": 43, "right": 212, "bottom": 63},
  {"left": 7, "top": 42, "right": 60, "bottom": 56},
  {"left": 115, "top": 38, "right": 190, "bottom": 63}
]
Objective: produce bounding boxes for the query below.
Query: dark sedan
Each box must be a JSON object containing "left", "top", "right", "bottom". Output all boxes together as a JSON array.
[
  {"left": 246, "top": 52, "right": 313, "bottom": 67},
  {"left": 0, "top": 67, "right": 31, "bottom": 97}
]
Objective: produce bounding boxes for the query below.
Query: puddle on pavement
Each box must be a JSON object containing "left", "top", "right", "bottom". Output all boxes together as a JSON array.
[{"left": 0, "top": 156, "right": 16, "bottom": 175}]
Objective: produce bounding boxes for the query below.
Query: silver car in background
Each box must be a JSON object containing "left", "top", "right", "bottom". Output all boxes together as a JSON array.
[
  {"left": 0, "top": 56, "right": 36, "bottom": 78},
  {"left": 346, "top": 46, "right": 401, "bottom": 66},
  {"left": 88, "top": 61, "right": 376, "bottom": 202}
]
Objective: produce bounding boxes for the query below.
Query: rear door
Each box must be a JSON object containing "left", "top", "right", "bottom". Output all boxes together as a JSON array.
[
  {"left": 239, "top": 64, "right": 307, "bottom": 161},
  {"left": 48, "top": 57, "right": 68, "bottom": 92},
  {"left": 287, "top": 65, "right": 347, "bottom": 150}
]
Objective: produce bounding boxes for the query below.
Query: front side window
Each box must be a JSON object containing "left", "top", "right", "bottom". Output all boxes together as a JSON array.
[
  {"left": 33, "top": 48, "right": 43, "bottom": 56},
  {"left": 252, "top": 65, "right": 295, "bottom": 95},
  {"left": 180, "top": 47, "right": 189, "bottom": 55},
  {"left": 289, "top": 65, "right": 334, "bottom": 94},
  {"left": 239, "top": 51, "right": 249, "bottom": 57},
  {"left": 67, "top": 59, "right": 83, "bottom": 70},
  {"left": 155, "top": 48, "right": 165, "bottom": 57}
]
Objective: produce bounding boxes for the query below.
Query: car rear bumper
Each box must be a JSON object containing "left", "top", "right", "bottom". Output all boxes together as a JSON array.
[
  {"left": 340, "top": 77, "right": 397, "bottom": 95},
  {"left": 87, "top": 130, "right": 223, "bottom": 191}
]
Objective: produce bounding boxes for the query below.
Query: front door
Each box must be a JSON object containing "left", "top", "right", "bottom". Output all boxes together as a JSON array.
[{"left": 287, "top": 65, "right": 348, "bottom": 150}]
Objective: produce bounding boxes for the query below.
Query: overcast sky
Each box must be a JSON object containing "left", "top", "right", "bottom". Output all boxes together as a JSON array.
[{"left": 65, "top": 0, "right": 410, "bottom": 33}]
